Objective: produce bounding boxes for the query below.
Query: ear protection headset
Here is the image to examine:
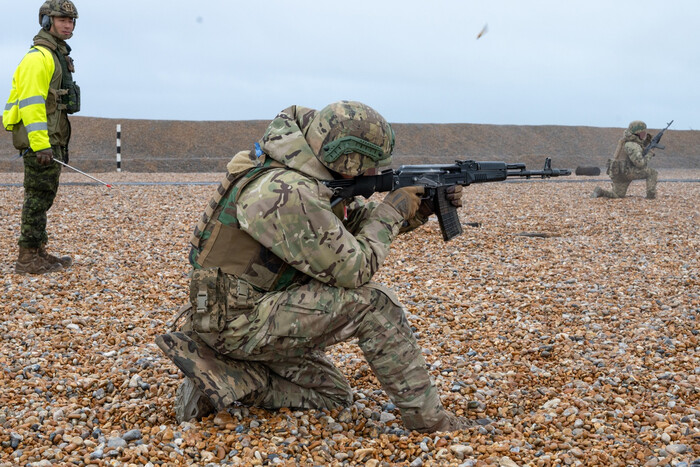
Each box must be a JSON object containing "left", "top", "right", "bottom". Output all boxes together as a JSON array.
[{"left": 41, "top": 14, "right": 52, "bottom": 31}]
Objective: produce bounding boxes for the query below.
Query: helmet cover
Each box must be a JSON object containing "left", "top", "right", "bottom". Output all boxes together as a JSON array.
[
  {"left": 306, "top": 101, "right": 394, "bottom": 177},
  {"left": 627, "top": 120, "right": 647, "bottom": 135},
  {"left": 39, "top": 0, "right": 78, "bottom": 25}
]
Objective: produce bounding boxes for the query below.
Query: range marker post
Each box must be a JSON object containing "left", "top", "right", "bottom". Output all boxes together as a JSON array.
[{"left": 116, "top": 124, "right": 122, "bottom": 172}]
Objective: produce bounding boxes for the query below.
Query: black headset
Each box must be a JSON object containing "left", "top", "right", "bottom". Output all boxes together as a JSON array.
[{"left": 41, "top": 14, "right": 52, "bottom": 31}]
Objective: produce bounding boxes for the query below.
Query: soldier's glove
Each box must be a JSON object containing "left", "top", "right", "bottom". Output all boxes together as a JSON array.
[
  {"left": 36, "top": 150, "right": 53, "bottom": 166},
  {"left": 383, "top": 186, "right": 424, "bottom": 220},
  {"left": 417, "top": 185, "right": 464, "bottom": 219},
  {"left": 445, "top": 185, "right": 463, "bottom": 208},
  {"left": 63, "top": 147, "right": 69, "bottom": 164}
]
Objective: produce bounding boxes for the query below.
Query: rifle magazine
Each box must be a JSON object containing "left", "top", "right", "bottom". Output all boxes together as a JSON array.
[{"left": 435, "top": 186, "right": 462, "bottom": 241}]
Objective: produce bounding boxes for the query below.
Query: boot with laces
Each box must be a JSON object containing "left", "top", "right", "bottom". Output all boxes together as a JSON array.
[
  {"left": 39, "top": 245, "right": 73, "bottom": 268},
  {"left": 15, "top": 246, "right": 63, "bottom": 275}
]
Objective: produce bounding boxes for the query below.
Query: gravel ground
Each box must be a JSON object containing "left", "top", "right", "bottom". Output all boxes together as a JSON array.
[{"left": 1, "top": 170, "right": 698, "bottom": 466}]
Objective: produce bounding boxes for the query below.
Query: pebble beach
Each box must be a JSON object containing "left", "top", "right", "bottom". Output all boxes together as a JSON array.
[{"left": 1, "top": 170, "right": 698, "bottom": 466}]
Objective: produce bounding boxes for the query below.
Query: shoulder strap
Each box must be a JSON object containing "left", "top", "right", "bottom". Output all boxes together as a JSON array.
[
  {"left": 33, "top": 39, "right": 57, "bottom": 51},
  {"left": 189, "top": 156, "right": 282, "bottom": 249},
  {"left": 33, "top": 40, "right": 74, "bottom": 86}
]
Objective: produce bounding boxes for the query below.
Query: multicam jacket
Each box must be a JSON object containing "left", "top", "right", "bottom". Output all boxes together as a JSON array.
[
  {"left": 189, "top": 105, "right": 405, "bottom": 293},
  {"left": 609, "top": 130, "right": 653, "bottom": 176}
]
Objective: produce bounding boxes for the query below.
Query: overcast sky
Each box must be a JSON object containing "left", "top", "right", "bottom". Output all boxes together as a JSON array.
[{"left": 2, "top": 1, "right": 698, "bottom": 129}]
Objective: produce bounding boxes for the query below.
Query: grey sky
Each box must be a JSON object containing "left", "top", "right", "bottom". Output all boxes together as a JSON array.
[{"left": 2, "top": 1, "right": 698, "bottom": 129}]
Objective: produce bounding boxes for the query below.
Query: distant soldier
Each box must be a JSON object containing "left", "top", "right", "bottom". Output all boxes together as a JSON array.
[
  {"left": 592, "top": 120, "right": 658, "bottom": 199},
  {"left": 2, "top": 0, "right": 80, "bottom": 274},
  {"left": 156, "top": 101, "right": 470, "bottom": 433}
]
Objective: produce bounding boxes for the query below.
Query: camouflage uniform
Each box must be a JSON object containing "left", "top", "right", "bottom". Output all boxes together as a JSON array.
[
  {"left": 593, "top": 120, "right": 658, "bottom": 199},
  {"left": 21, "top": 148, "right": 65, "bottom": 247},
  {"left": 157, "top": 102, "right": 467, "bottom": 432}
]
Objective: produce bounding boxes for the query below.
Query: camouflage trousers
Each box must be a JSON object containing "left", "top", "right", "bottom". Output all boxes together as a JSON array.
[
  {"left": 596, "top": 167, "right": 658, "bottom": 199},
  {"left": 19, "top": 149, "right": 64, "bottom": 248},
  {"left": 158, "top": 279, "right": 446, "bottom": 430}
]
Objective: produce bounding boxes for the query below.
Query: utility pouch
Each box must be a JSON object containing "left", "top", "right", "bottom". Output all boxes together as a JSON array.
[
  {"left": 190, "top": 268, "right": 227, "bottom": 333},
  {"left": 11, "top": 124, "right": 30, "bottom": 151},
  {"left": 189, "top": 268, "right": 262, "bottom": 333},
  {"left": 606, "top": 159, "right": 626, "bottom": 176},
  {"left": 54, "top": 83, "right": 80, "bottom": 114},
  {"left": 65, "top": 82, "right": 80, "bottom": 114}
]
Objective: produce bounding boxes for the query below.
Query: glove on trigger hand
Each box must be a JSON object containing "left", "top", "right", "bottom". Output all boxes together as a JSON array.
[{"left": 383, "top": 186, "right": 424, "bottom": 220}]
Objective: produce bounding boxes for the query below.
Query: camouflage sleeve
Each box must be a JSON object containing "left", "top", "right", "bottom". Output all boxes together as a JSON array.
[
  {"left": 343, "top": 197, "right": 378, "bottom": 234},
  {"left": 237, "top": 170, "right": 404, "bottom": 288},
  {"left": 398, "top": 212, "right": 430, "bottom": 234},
  {"left": 625, "top": 141, "right": 650, "bottom": 168},
  {"left": 346, "top": 196, "right": 428, "bottom": 236}
]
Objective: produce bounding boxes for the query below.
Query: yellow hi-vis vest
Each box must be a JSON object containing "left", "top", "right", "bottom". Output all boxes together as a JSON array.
[{"left": 3, "top": 31, "right": 72, "bottom": 152}]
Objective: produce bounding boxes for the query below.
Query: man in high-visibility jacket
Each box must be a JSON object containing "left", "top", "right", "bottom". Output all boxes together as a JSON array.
[{"left": 3, "top": 0, "right": 80, "bottom": 274}]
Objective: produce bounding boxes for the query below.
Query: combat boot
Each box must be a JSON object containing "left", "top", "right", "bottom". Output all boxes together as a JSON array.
[
  {"left": 174, "top": 377, "right": 216, "bottom": 423},
  {"left": 39, "top": 245, "right": 73, "bottom": 268},
  {"left": 414, "top": 410, "right": 476, "bottom": 433},
  {"left": 155, "top": 331, "right": 269, "bottom": 416},
  {"left": 591, "top": 187, "right": 604, "bottom": 198},
  {"left": 15, "top": 246, "right": 63, "bottom": 275}
]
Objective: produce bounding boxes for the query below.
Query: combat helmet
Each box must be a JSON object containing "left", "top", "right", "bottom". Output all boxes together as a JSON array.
[
  {"left": 306, "top": 101, "right": 395, "bottom": 177},
  {"left": 39, "top": 0, "right": 79, "bottom": 28},
  {"left": 628, "top": 120, "right": 647, "bottom": 135}
]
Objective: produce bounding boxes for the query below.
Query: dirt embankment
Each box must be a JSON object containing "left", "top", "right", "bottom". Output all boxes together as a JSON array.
[{"left": 1, "top": 116, "right": 698, "bottom": 172}]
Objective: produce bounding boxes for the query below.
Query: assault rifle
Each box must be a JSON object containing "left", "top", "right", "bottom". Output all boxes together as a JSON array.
[
  {"left": 325, "top": 157, "right": 571, "bottom": 241},
  {"left": 643, "top": 120, "right": 673, "bottom": 156}
]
